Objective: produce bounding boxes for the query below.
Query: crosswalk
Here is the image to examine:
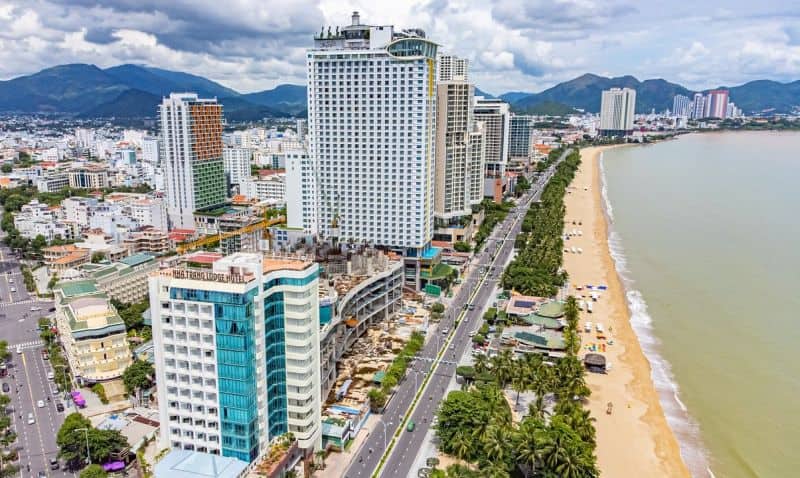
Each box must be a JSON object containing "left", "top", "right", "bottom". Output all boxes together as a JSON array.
[
  {"left": 0, "top": 299, "right": 42, "bottom": 309},
  {"left": 9, "top": 340, "right": 43, "bottom": 350}
]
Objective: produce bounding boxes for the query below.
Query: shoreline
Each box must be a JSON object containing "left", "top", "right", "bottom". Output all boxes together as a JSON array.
[{"left": 564, "top": 146, "right": 691, "bottom": 477}]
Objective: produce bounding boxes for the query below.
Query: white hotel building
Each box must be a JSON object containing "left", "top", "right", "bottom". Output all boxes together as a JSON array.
[
  {"left": 306, "top": 12, "right": 437, "bottom": 254},
  {"left": 149, "top": 253, "right": 322, "bottom": 462}
]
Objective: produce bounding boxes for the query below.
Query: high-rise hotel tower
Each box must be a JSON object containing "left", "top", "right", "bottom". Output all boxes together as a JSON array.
[
  {"left": 149, "top": 253, "right": 322, "bottom": 461},
  {"left": 306, "top": 12, "right": 438, "bottom": 253},
  {"left": 160, "top": 93, "right": 227, "bottom": 229}
]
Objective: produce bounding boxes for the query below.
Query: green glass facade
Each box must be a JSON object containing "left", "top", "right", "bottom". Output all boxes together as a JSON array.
[
  {"left": 170, "top": 287, "right": 260, "bottom": 462},
  {"left": 193, "top": 159, "right": 226, "bottom": 210},
  {"left": 264, "top": 290, "right": 288, "bottom": 439}
]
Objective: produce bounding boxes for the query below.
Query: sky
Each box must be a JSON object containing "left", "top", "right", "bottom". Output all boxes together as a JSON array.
[{"left": 0, "top": 0, "right": 798, "bottom": 94}]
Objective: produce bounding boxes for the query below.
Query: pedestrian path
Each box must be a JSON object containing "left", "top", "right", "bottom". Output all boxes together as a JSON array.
[
  {"left": 9, "top": 340, "right": 43, "bottom": 350},
  {"left": 0, "top": 299, "right": 42, "bottom": 308}
]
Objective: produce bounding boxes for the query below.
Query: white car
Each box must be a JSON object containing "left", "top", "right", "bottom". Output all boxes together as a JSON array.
[
  {"left": 27, "top": 413, "right": 35, "bottom": 425},
  {"left": 47, "top": 371, "right": 54, "bottom": 380},
  {"left": 9, "top": 287, "right": 15, "bottom": 292},
  {"left": 16, "top": 346, "right": 22, "bottom": 354},
  {"left": 8, "top": 278, "right": 13, "bottom": 283},
  {"left": 468, "top": 331, "right": 477, "bottom": 337},
  {"left": 37, "top": 400, "right": 45, "bottom": 408},
  {"left": 31, "top": 306, "right": 41, "bottom": 311}
]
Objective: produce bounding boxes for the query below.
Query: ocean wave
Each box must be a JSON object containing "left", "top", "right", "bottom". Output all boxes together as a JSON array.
[
  {"left": 600, "top": 159, "right": 713, "bottom": 477},
  {"left": 599, "top": 153, "right": 614, "bottom": 222}
]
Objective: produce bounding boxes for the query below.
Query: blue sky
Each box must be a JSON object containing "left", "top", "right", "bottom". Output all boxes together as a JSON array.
[{"left": 0, "top": 0, "right": 798, "bottom": 93}]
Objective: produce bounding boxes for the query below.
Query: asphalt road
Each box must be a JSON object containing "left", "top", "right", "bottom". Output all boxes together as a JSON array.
[
  {"left": 0, "top": 239, "right": 69, "bottom": 478},
  {"left": 344, "top": 151, "right": 570, "bottom": 478}
]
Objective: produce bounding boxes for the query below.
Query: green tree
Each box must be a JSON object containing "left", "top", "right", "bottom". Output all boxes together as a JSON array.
[
  {"left": 430, "top": 302, "right": 445, "bottom": 314},
  {"left": 79, "top": 464, "right": 108, "bottom": 478},
  {"left": 0, "top": 340, "right": 9, "bottom": 361},
  {"left": 453, "top": 241, "right": 471, "bottom": 253},
  {"left": 0, "top": 164, "right": 11, "bottom": 173},
  {"left": 367, "top": 388, "right": 387, "bottom": 412},
  {"left": 57, "top": 413, "right": 93, "bottom": 469},
  {"left": 91, "top": 252, "right": 106, "bottom": 263},
  {"left": 122, "top": 360, "right": 154, "bottom": 396}
]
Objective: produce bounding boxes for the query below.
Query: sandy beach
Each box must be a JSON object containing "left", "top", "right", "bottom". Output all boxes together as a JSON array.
[{"left": 563, "top": 146, "right": 690, "bottom": 477}]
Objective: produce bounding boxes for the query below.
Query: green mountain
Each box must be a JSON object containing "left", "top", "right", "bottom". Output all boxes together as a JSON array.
[
  {"left": 242, "top": 84, "right": 307, "bottom": 115},
  {"left": 505, "top": 73, "right": 800, "bottom": 114},
  {"left": 514, "top": 100, "right": 577, "bottom": 116},
  {"left": 0, "top": 63, "right": 300, "bottom": 119}
]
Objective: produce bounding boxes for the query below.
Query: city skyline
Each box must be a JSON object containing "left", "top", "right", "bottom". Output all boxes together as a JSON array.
[{"left": 0, "top": 1, "right": 798, "bottom": 94}]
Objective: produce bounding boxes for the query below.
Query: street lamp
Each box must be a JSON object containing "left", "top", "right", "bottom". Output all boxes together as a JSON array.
[{"left": 75, "top": 427, "right": 90, "bottom": 466}]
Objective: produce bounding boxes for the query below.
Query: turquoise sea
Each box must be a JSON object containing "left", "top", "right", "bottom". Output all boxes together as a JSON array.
[{"left": 601, "top": 132, "right": 800, "bottom": 478}]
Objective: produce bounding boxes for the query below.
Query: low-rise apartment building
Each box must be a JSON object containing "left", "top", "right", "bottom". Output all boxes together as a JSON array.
[{"left": 54, "top": 280, "right": 133, "bottom": 384}]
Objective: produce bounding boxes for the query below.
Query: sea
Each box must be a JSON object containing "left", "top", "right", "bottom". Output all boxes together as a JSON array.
[{"left": 600, "top": 131, "right": 800, "bottom": 478}]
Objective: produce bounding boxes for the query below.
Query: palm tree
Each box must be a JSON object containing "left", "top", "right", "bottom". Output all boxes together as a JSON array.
[
  {"left": 514, "top": 417, "right": 545, "bottom": 477},
  {"left": 482, "top": 425, "right": 510, "bottom": 464},
  {"left": 474, "top": 353, "right": 490, "bottom": 374},
  {"left": 562, "top": 407, "right": 596, "bottom": 446},
  {"left": 511, "top": 364, "right": 531, "bottom": 405},
  {"left": 451, "top": 431, "right": 472, "bottom": 461}
]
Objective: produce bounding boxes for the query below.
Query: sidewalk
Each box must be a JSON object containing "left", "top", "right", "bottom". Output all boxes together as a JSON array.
[
  {"left": 32, "top": 265, "right": 50, "bottom": 295},
  {"left": 315, "top": 414, "right": 381, "bottom": 478}
]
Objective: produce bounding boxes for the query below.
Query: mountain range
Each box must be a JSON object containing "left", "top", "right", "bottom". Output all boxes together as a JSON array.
[{"left": 0, "top": 64, "right": 798, "bottom": 119}]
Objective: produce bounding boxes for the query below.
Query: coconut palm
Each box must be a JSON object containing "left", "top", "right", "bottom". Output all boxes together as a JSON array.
[
  {"left": 474, "top": 353, "right": 490, "bottom": 374},
  {"left": 514, "top": 417, "right": 546, "bottom": 476},
  {"left": 451, "top": 431, "right": 472, "bottom": 461},
  {"left": 482, "top": 425, "right": 511, "bottom": 464}
]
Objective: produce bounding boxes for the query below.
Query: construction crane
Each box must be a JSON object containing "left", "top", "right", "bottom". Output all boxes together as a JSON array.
[{"left": 176, "top": 215, "right": 286, "bottom": 255}]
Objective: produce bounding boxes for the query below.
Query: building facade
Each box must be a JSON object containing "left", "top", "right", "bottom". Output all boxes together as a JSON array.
[
  {"left": 223, "top": 148, "right": 252, "bottom": 185},
  {"left": 149, "top": 253, "right": 322, "bottom": 462},
  {"left": 509, "top": 114, "right": 535, "bottom": 160},
  {"left": 54, "top": 280, "right": 132, "bottom": 383},
  {"left": 672, "top": 94, "right": 691, "bottom": 117},
  {"left": 703, "top": 89, "right": 730, "bottom": 119},
  {"left": 306, "top": 12, "right": 437, "bottom": 252},
  {"left": 599, "top": 87, "right": 636, "bottom": 136},
  {"left": 161, "top": 93, "right": 227, "bottom": 229},
  {"left": 285, "top": 150, "right": 318, "bottom": 235},
  {"left": 437, "top": 54, "right": 468, "bottom": 82}
]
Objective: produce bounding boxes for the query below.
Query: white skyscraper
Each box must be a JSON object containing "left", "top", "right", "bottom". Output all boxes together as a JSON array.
[
  {"left": 599, "top": 88, "right": 636, "bottom": 136},
  {"left": 434, "top": 55, "right": 484, "bottom": 221},
  {"left": 223, "top": 147, "right": 252, "bottom": 185},
  {"left": 691, "top": 93, "right": 706, "bottom": 119},
  {"left": 473, "top": 97, "right": 511, "bottom": 200},
  {"left": 306, "top": 12, "right": 437, "bottom": 252},
  {"left": 672, "top": 94, "right": 691, "bottom": 117},
  {"left": 437, "top": 54, "right": 468, "bottom": 82},
  {"left": 285, "top": 149, "right": 318, "bottom": 234},
  {"left": 149, "top": 253, "right": 322, "bottom": 460},
  {"left": 160, "top": 93, "right": 227, "bottom": 229}
]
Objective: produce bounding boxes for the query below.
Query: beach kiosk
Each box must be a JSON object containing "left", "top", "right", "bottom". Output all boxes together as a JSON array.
[{"left": 583, "top": 353, "right": 607, "bottom": 374}]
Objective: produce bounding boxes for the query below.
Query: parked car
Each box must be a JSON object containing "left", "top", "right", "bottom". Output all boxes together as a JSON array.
[
  {"left": 50, "top": 458, "right": 60, "bottom": 470},
  {"left": 27, "top": 413, "right": 35, "bottom": 425},
  {"left": 1, "top": 383, "right": 9, "bottom": 393},
  {"left": 55, "top": 402, "right": 65, "bottom": 412}
]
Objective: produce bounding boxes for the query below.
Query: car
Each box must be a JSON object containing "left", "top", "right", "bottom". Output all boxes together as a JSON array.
[
  {"left": 8, "top": 278, "right": 13, "bottom": 283},
  {"left": 56, "top": 402, "right": 65, "bottom": 412},
  {"left": 30, "top": 306, "right": 41, "bottom": 311},
  {"left": 48, "top": 307, "right": 56, "bottom": 312},
  {"left": 27, "top": 413, "right": 35, "bottom": 425},
  {"left": 468, "top": 304, "right": 476, "bottom": 311},
  {"left": 9, "top": 287, "right": 15, "bottom": 292},
  {"left": 406, "top": 420, "right": 415, "bottom": 432},
  {"left": 15, "top": 346, "right": 22, "bottom": 355},
  {"left": 37, "top": 400, "right": 45, "bottom": 408},
  {"left": 47, "top": 371, "right": 54, "bottom": 380},
  {"left": 441, "top": 328, "right": 449, "bottom": 335},
  {"left": 468, "top": 331, "right": 477, "bottom": 337},
  {"left": 1, "top": 383, "right": 8, "bottom": 393},
  {"left": 38, "top": 471, "right": 46, "bottom": 478},
  {"left": 50, "top": 458, "right": 60, "bottom": 470}
]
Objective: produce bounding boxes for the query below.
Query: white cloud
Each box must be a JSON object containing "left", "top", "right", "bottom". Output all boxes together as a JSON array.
[{"left": 0, "top": 0, "right": 797, "bottom": 94}]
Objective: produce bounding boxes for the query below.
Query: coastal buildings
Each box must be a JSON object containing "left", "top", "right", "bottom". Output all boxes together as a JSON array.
[
  {"left": 691, "top": 93, "right": 706, "bottom": 119},
  {"left": 124, "top": 228, "right": 171, "bottom": 255},
  {"left": 672, "top": 94, "right": 691, "bottom": 117},
  {"left": 238, "top": 172, "right": 286, "bottom": 203},
  {"left": 703, "top": 89, "right": 730, "bottom": 119},
  {"left": 599, "top": 87, "right": 636, "bottom": 136},
  {"left": 306, "top": 12, "right": 437, "bottom": 252},
  {"left": 433, "top": 54, "right": 484, "bottom": 222},
  {"left": 149, "top": 252, "right": 322, "bottom": 461},
  {"left": 285, "top": 150, "right": 317, "bottom": 235},
  {"left": 160, "top": 93, "right": 227, "bottom": 229},
  {"left": 76, "top": 253, "right": 158, "bottom": 303},
  {"left": 53, "top": 280, "right": 133, "bottom": 384},
  {"left": 473, "top": 97, "right": 511, "bottom": 200}
]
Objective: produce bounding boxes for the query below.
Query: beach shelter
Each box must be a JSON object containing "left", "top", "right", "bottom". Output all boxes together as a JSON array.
[{"left": 583, "top": 353, "right": 607, "bottom": 373}]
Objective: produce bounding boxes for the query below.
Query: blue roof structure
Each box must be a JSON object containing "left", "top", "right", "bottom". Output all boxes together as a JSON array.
[{"left": 154, "top": 450, "right": 248, "bottom": 478}]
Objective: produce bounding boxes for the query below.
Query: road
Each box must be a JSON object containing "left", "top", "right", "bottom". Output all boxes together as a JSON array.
[
  {"left": 0, "top": 238, "right": 69, "bottom": 478},
  {"left": 344, "top": 150, "right": 571, "bottom": 478}
]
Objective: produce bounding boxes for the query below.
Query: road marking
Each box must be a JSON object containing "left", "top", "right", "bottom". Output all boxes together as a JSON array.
[{"left": 21, "top": 351, "right": 49, "bottom": 472}]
